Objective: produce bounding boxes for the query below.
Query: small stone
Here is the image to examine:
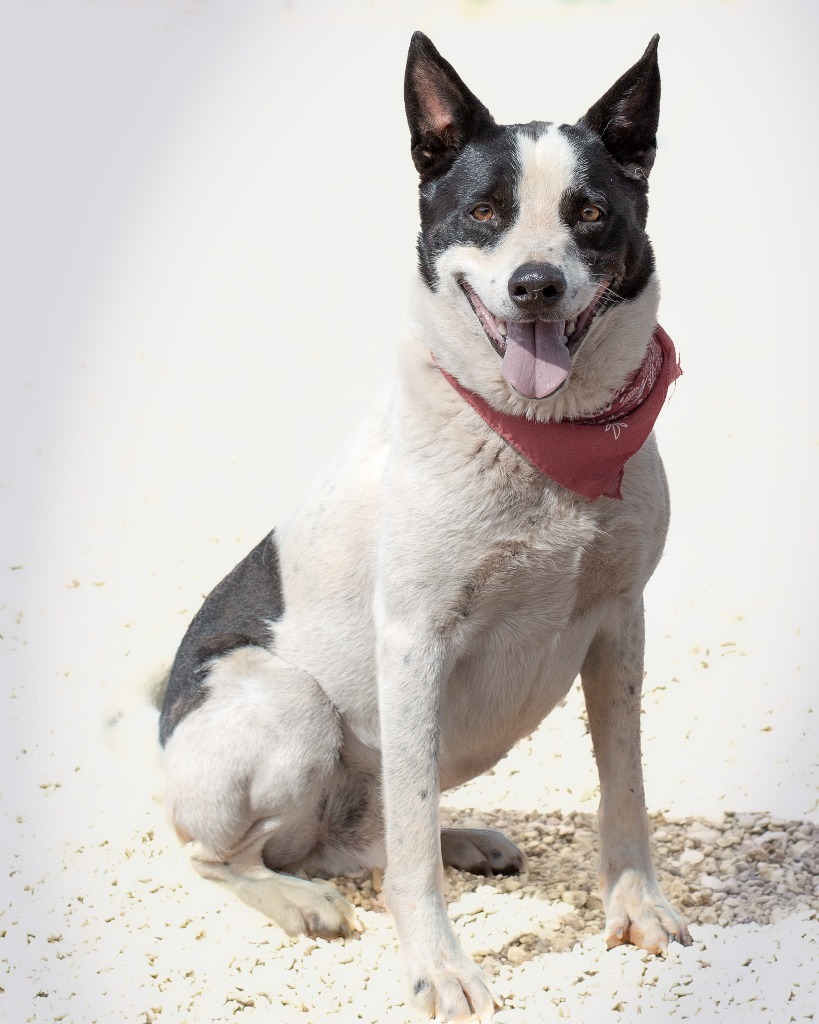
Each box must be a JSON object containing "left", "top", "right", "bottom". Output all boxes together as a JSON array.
[
  {"left": 698, "top": 874, "right": 726, "bottom": 891},
  {"left": 561, "top": 890, "right": 588, "bottom": 908},
  {"left": 753, "top": 831, "right": 788, "bottom": 845},
  {"left": 689, "top": 826, "right": 721, "bottom": 845}
]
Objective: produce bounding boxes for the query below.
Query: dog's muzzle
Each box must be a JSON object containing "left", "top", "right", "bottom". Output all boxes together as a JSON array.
[{"left": 460, "top": 277, "right": 613, "bottom": 400}]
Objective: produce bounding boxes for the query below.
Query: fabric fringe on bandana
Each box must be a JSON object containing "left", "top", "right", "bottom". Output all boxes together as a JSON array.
[{"left": 438, "top": 325, "right": 681, "bottom": 501}]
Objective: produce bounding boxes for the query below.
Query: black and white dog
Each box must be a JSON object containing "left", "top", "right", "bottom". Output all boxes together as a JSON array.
[{"left": 160, "top": 32, "right": 689, "bottom": 1022}]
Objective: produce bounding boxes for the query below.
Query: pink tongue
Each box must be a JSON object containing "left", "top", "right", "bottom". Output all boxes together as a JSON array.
[{"left": 502, "top": 320, "right": 570, "bottom": 399}]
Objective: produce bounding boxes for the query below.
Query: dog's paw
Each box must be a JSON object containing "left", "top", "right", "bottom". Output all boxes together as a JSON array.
[
  {"left": 603, "top": 869, "right": 691, "bottom": 955},
  {"left": 275, "top": 878, "right": 361, "bottom": 940},
  {"left": 408, "top": 953, "right": 498, "bottom": 1022},
  {"left": 441, "top": 828, "right": 526, "bottom": 877}
]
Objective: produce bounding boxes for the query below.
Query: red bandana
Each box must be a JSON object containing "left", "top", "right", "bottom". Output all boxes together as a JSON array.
[{"left": 438, "top": 325, "right": 681, "bottom": 501}]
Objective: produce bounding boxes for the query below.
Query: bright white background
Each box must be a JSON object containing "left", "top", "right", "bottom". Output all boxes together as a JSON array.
[
  {"left": 1, "top": 0, "right": 818, "bottom": 891},
  {"left": 2, "top": 2, "right": 819, "bottom": 1020}
]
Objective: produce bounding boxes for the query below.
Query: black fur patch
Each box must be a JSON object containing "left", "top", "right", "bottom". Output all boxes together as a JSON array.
[
  {"left": 416, "top": 125, "right": 521, "bottom": 287},
  {"left": 159, "top": 530, "right": 284, "bottom": 746},
  {"left": 559, "top": 122, "right": 654, "bottom": 299}
]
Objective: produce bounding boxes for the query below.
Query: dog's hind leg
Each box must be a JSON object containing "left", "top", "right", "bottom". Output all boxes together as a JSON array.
[
  {"left": 163, "top": 646, "right": 359, "bottom": 938},
  {"left": 581, "top": 601, "right": 691, "bottom": 954},
  {"left": 441, "top": 828, "right": 526, "bottom": 876}
]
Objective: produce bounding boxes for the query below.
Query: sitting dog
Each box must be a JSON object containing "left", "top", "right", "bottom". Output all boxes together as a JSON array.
[{"left": 160, "top": 31, "right": 690, "bottom": 1022}]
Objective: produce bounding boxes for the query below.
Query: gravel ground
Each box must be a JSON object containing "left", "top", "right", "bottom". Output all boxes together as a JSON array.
[
  {"left": 3, "top": 676, "right": 818, "bottom": 1024},
  {"left": 3, "top": 1, "right": 818, "bottom": 1022}
]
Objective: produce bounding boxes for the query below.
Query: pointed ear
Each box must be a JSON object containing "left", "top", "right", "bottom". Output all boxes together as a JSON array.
[
  {"left": 580, "top": 35, "right": 661, "bottom": 182},
  {"left": 404, "top": 31, "right": 495, "bottom": 181}
]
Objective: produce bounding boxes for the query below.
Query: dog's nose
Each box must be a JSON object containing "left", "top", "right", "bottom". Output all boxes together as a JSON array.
[{"left": 508, "top": 262, "right": 566, "bottom": 312}]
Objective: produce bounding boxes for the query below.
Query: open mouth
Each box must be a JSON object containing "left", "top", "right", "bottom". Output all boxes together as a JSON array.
[{"left": 460, "top": 278, "right": 613, "bottom": 399}]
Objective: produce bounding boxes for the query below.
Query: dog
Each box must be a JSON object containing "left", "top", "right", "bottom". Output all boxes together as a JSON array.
[{"left": 159, "top": 31, "right": 690, "bottom": 1022}]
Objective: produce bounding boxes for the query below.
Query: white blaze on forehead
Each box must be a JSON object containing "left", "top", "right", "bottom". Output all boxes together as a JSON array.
[{"left": 507, "top": 125, "right": 579, "bottom": 259}]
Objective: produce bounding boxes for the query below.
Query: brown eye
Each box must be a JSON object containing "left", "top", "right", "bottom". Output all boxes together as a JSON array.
[
  {"left": 471, "top": 204, "right": 495, "bottom": 222},
  {"left": 580, "top": 204, "right": 603, "bottom": 223}
]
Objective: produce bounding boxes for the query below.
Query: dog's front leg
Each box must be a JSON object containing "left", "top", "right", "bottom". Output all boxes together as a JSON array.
[
  {"left": 377, "top": 622, "right": 496, "bottom": 1022},
  {"left": 581, "top": 600, "right": 691, "bottom": 955}
]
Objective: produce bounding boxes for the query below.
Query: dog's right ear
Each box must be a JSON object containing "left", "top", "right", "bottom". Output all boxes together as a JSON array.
[{"left": 405, "top": 32, "right": 494, "bottom": 181}]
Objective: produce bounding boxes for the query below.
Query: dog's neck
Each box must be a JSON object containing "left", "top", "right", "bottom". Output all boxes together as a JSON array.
[{"left": 435, "top": 326, "right": 681, "bottom": 501}]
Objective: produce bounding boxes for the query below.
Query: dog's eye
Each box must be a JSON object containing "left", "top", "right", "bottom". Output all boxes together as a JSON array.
[
  {"left": 471, "top": 204, "right": 495, "bottom": 222},
  {"left": 579, "top": 204, "right": 604, "bottom": 223}
]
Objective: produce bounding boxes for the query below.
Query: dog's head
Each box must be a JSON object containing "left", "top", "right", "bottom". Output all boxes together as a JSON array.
[{"left": 405, "top": 32, "right": 662, "bottom": 419}]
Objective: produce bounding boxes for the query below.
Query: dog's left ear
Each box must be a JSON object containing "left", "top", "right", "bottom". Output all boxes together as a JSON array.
[
  {"left": 405, "top": 31, "right": 495, "bottom": 181},
  {"left": 580, "top": 35, "right": 661, "bottom": 183}
]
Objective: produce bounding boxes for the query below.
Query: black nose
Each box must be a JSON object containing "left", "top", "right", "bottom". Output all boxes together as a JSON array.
[{"left": 508, "top": 262, "right": 566, "bottom": 312}]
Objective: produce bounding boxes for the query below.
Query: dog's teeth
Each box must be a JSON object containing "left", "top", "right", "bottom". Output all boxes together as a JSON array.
[
  {"left": 567, "top": 319, "right": 577, "bottom": 337},
  {"left": 498, "top": 321, "right": 507, "bottom": 338}
]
